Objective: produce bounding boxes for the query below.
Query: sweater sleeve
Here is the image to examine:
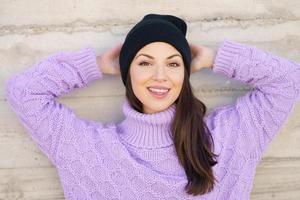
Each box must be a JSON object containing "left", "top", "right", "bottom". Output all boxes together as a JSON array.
[
  {"left": 209, "top": 39, "right": 300, "bottom": 162},
  {"left": 4, "top": 47, "right": 103, "bottom": 166}
]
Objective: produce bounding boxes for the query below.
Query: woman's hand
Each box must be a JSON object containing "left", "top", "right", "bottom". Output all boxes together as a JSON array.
[
  {"left": 189, "top": 42, "right": 216, "bottom": 73},
  {"left": 96, "top": 42, "right": 123, "bottom": 76}
]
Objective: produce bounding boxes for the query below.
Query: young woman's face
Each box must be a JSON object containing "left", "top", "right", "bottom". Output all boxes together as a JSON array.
[{"left": 129, "top": 42, "right": 185, "bottom": 114}]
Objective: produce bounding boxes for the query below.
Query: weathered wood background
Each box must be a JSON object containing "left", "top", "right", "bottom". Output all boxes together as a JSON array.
[{"left": 1, "top": 0, "right": 300, "bottom": 199}]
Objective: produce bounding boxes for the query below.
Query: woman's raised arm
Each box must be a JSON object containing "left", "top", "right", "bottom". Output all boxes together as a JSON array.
[
  {"left": 5, "top": 47, "right": 104, "bottom": 166},
  {"left": 205, "top": 39, "right": 300, "bottom": 162}
]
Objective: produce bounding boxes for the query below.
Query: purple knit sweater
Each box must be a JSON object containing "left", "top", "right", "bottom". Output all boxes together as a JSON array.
[{"left": 5, "top": 39, "right": 300, "bottom": 200}]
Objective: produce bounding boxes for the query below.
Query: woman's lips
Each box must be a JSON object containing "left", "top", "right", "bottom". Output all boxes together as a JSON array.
[{"left": 147, "top": 87, "right": 170, "bottom": 99}]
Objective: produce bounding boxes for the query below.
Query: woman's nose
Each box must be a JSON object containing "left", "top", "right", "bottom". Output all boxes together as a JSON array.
[{"left": 153, "top": 65, "right": 167, "bottom": 81}]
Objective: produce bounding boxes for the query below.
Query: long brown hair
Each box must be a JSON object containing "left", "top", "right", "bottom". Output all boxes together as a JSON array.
[{"left": 125, "top": 66, "right": 219, "bottom": 196}]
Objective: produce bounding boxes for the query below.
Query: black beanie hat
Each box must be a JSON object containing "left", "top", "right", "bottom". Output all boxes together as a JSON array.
[{"left": 119, "top": 13, "right": 192, "bottom": 86}]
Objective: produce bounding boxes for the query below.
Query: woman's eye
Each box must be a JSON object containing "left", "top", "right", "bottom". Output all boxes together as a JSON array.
[
  {"left": 138, "top": 61, "right": 180, "bottom": 67},
  {"left": 169, "top": 63, "right": 180, "bottom": 67},
  {"left": 138, "top": 61, "right": 151, "bottom": 66}
]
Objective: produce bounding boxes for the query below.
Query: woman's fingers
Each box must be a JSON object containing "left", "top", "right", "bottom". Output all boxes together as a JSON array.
[
  {"left": 189, "top": 42, "right": 202, "bottom": 73},
  {"left": 99, "top": 43, "right": 123, "bottom": 76},
  {"left": 111, "top": 43, "right": 123, "bottom": 75},
  {"left": 190, "top": 56, "right": 202, "bottom": 73},
  {"left": 108, "top": 42, "right": 123, "bottom": 59},
  {"left": 189, "top": 43, "right": 198, "bottom": 58},
  {"left": 109, "top": 42, "right": 123, "bottom": 63},
  {"left": 188, "top": 42, "right": 216, "bottom": 73}
]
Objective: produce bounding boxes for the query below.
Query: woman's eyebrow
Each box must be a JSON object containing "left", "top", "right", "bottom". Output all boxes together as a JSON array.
[{"left": 135, "top": 53, "right": 182, "bottom": 60}]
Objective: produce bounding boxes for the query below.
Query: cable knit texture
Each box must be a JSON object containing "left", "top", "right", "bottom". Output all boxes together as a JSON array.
[{"left": 5, "top": 39, "right": 300, "bottom": 200}]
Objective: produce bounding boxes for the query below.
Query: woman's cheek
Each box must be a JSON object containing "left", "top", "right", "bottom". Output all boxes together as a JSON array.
[
  {"left": 136, "top": 70, "right": 154, "bottom": 83},
  {"left": 169, "top": 70, "right": 184, "bottom": 84}
]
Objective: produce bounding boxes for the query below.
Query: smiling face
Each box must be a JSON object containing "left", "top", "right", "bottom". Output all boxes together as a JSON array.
[{"left": 129, "top": 42, "right": 185, "bottom": 114}]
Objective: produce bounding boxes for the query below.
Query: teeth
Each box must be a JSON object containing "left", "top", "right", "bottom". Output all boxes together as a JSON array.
[{"left": 148, "top": 87, "right": 169, "bottom": 93}]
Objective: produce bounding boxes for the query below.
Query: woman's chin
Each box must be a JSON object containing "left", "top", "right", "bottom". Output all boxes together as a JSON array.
[{"left": 142, "top": 102, "right": 172, "bottom": 114}]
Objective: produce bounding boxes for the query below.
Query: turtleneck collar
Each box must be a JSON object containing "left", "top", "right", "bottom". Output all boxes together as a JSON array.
[{"left": 117, "top": 100, "right": 176, "bottom": 149}]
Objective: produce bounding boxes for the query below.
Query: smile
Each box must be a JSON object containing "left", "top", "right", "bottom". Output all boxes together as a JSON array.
[{"left": 147, "top": 87, "right": 170, "bottom": 99}]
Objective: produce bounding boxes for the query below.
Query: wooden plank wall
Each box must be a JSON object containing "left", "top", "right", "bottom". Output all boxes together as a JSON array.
[{"left": 0, "top": 0, "right": 300, "bottom": 199}]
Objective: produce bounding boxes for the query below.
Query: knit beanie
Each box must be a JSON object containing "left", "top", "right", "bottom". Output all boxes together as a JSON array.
[{"left": 119, "top": 13, "right": 192, "bottom": 86}]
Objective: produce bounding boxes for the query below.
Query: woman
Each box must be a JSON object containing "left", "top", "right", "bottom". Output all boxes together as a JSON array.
[{"left": 5, "top": 14, "right": 300, "bottom": 199}]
